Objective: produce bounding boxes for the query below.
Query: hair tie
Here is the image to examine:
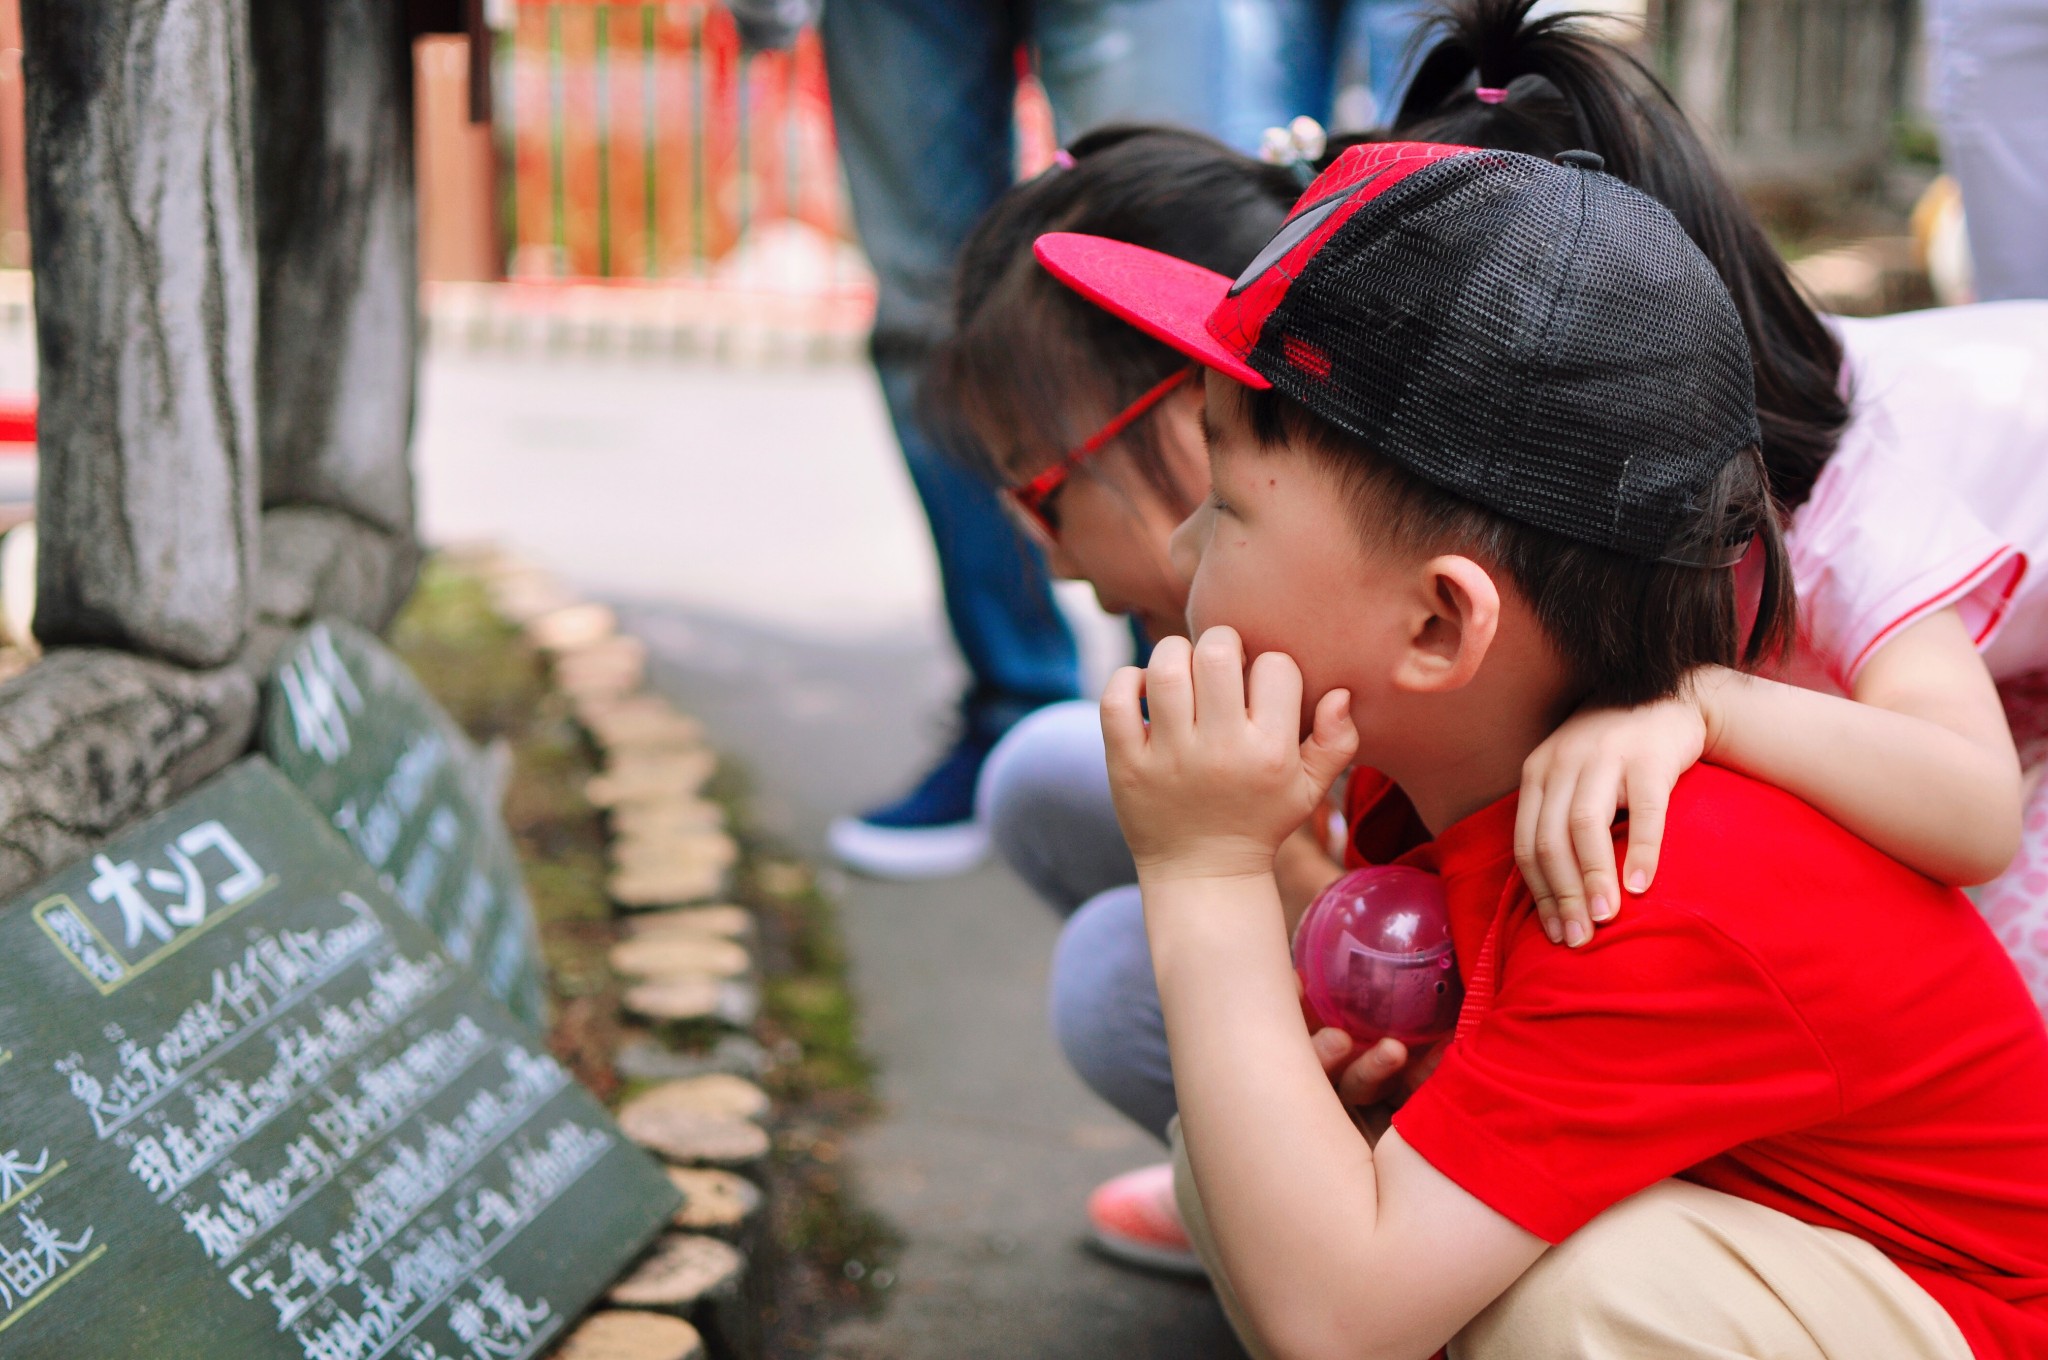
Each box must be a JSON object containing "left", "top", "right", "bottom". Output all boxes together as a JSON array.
[
  {"left": 1475, "top": 85, "right": 1509, "bottom": 105},
  {"left": 1259, "top": 115, "right": 1328, "bottom": 188},
  {"left": 1052, "top": 148, "right": 1077, "bottom": 170}
]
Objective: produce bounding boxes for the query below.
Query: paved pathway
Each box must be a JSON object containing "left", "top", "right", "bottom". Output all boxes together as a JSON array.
[{"left": 417, "top": 348, "right": 1243, "bottom": 1358}]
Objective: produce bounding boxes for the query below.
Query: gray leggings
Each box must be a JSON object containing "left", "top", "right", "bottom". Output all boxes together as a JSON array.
[{"left": 977, "top": 700, "right": 1179, "bottom": 1143}]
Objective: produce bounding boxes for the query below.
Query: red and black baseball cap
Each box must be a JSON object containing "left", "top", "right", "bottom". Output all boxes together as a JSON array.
[{"left": 1034, "top": 141, "right": 1762, "bottom": 563}]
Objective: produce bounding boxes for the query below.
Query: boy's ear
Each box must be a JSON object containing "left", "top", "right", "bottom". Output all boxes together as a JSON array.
[{"left": 1390, "top": 555, "right": 1501, "bottom": 694}]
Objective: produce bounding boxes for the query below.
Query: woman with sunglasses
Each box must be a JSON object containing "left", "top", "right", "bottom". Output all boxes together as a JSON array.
[{"left": 924, "top": 125, "right": 1351, "bottom": 1276}]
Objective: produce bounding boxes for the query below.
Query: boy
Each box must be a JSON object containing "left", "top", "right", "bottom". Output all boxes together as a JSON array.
[{"left": 1034, "top": 142, "right": 2048, "bottom": 1359}]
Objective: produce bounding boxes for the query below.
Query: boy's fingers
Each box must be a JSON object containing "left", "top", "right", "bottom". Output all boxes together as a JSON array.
[
  {"left": 1568, "top": 768, "right": 1624, "bottom": 927},
  {"left": 1099, "top": 666, "right": 1147, "bottom": 765},
  {"left": 1143, "top": 635, "right": 1195, "bottom": 740},
  {"left": 1191, "top": 626, "right": 1248, "bottom": 728},
  {"left": 1620, "top": 772, "right": 1669, "bottom": 896},
  {"left": 1298, "top": 688, "right": 1358, "bottom": 791},
  {"left": 1246, "top": 649, "right": 1304, "bottom": 740},
  {"left": 1310, "top": 1026, "right": 1354, "bottom": 1079},
  {"left": 1336, "top": 1037, "right": 1408, "bottom": 1107}
]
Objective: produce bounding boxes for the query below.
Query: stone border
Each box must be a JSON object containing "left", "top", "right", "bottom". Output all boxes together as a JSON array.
[{"left": 471, "top": 552, "right": 780, "bottom": 1360}]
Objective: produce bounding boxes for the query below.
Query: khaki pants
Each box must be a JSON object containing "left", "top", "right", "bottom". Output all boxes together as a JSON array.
[{"left": 1167, "top": 1120, "right": 1973, "bottom": 1360}]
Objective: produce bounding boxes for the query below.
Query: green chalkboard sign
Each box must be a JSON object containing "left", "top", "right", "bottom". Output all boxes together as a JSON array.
[
  {"left": 0, "top": 757, "right": 679, "bottom": 1358},
  {"left": 263, "top": 621, "right": 548, "bottom": 1029}
]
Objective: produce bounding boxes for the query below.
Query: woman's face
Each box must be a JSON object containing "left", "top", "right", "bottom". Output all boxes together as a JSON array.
[{"left": 1014, "top": 383, "right": 1210, "bottom": 641}]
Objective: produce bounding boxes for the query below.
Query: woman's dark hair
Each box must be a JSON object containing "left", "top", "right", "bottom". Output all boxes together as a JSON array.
[
  {"left": 1368, "top": 0, "right": 1849, "bottom": 511},
  {"left": 1238, "top": 385, "right": 1795, "bottom": 708},
  {"left": 925, "top": 126, "right": 1297, "bottom": 512}
]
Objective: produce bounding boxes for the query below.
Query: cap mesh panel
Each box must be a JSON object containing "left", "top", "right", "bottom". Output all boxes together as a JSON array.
[{"left": 1246, "top": 151, "right": 1761, "bottom": 560}]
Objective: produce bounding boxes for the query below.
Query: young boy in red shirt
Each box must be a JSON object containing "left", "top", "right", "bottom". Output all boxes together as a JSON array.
[{"left": 1035, "top": 141, "right": 2048, "bottom": 1359}]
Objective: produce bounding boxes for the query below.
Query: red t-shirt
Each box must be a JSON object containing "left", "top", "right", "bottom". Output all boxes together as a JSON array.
[{"left": 1339, "top": 766, "right": 2048, "bottom": 1358}]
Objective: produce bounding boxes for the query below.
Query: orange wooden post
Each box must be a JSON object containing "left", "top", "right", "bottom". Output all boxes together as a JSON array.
[{"left": 510, "top": 2, "right": 557, "bottom": 275}]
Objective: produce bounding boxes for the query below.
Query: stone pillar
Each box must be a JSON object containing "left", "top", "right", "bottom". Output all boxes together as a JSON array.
[
  {"left": 250, "top": 0, "right": 420, "bottom": 541},
  {"left": 20, "top": 0, "right": 259, "bottom": 668}
]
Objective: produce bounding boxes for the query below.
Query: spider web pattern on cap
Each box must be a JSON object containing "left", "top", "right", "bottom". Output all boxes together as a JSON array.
[{"left": 1206, "top": 142, "right": 1473, "bottom": 364}]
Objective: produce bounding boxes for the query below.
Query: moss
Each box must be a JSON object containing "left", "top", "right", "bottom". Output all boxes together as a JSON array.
[
  {"left": 390, "top": 555, "right": 893, "bottom": 1344},
  {"left": 388, "top": 558, "right": 625, "bottom": 1100}
]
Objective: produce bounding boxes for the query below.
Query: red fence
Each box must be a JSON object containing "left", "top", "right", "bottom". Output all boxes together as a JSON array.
[{"left": 499, "top": 1, "right": 857, "bottom": 289}]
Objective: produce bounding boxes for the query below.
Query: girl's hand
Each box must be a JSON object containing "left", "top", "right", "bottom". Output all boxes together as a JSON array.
[
  {"left": 1101, "top": 627, "right": 1358, "bottom": 884},
  {"left": 1515, "top": 672, "right": 1728, "bottom": 946}
]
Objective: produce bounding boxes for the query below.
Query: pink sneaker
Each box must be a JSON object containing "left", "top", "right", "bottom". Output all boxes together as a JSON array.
[{"left": 1085, "top": 1162, "right": 1206, "bottom": 1277}]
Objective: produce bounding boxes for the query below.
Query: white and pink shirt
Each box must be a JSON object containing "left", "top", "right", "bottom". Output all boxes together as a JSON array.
[
  {"left": 1784, "top": 300, "right": 2048, "bottom": 695},
  {"left": 1788, "top": 300, "right": 2048, "bottom": 1001}
]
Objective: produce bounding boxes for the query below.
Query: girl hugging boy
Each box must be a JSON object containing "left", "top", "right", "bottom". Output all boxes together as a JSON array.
[
  {"left": 931, "top": 0, "right": 2048, "bottom": 1291},
  {"left": 1049, "top": 138, "right": 2048, "bottom": 1359}
]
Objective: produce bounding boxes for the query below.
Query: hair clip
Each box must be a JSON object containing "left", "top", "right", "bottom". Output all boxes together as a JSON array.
[
  {"left": 1052, "top": 148, "right": 1076, "bottom": 170},
  {"left": 1259, "top": 116, "right": 1328, "bottom": 187},
  {"left": 1475, "top": 85, "right": 1510, "bottom": 105}
]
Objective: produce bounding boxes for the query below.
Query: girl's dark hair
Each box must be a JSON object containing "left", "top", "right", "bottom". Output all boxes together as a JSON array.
[
  {"left": 1241, "top": 386, "right": 1795, "bottom": 708},
  {"left": 1369, "top": 0, "right": 1849, "bottom": 511},
  {"left": 925, "top": 126, "right": 1297, "bottom": 510}
]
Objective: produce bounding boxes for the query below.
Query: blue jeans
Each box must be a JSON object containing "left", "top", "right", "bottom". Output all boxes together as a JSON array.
[
  {"left": 1229, "top": 0, "right": 1430, "bottom": 130},
  {"left": 822, "top": 0, "right": 1290, "bottom": 731}
]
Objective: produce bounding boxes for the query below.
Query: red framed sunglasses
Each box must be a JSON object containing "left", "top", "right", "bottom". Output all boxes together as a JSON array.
[{"left": 1004, "top": 365, "right": 1196, "bottom": 541}]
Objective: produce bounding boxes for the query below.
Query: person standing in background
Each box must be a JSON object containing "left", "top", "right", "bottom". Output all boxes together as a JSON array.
[
  {"left": 1230, "top": 0, "right": 1431, "bottom": 133},
  {"left": 1926, "top": 0, "right": 2048, "bottom": 300},
  {"left": 815, "top": 0, "right": 1316, "bottom": 879}
]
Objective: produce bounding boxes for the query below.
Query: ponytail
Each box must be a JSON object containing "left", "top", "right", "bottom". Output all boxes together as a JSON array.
[{"left": 1382, "top": 0, "right": 1849, "bottom": 511}]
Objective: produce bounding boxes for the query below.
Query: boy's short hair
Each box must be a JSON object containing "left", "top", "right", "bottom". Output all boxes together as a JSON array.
[{"left": 1240, "top": 386, "right": 1791, "bottom": 708}]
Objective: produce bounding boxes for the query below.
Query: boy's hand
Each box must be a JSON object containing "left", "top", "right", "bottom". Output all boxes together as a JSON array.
[
  {"left": 1514, "top": 670, "right": 1729, "bottom": 946},
  {"left": 1312, "top": 1028, "right": 1443, "bottom": 1110},
  {"left": 1102, "top": 627, "right": 1358, "bottom": 883}
]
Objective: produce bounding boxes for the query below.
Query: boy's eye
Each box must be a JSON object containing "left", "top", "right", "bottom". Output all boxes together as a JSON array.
[{"left": 1208, "top": 491, "right": 1233, "bottom": 517}]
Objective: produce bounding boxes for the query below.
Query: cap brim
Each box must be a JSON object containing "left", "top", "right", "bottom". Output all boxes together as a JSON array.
[{"left": 1033, "top": 233, "right": 1271, "bottom": 390}]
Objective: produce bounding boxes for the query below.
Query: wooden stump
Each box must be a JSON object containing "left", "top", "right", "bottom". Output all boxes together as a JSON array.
[
  {"left": 666, "top": 1168, "right": 764, "bottom": 1236},
  {"left": 619, "top": 1080, "right": 771, "bottom": 1168},
  {"left": 622, "top": 905, "right": 754, "bottom": 942},
  {"left": 610, "top": 934, "right": 750, "bottom": 981},
  {"left": 621, "top": 974, "right": 721, "bottom": 1023},
  {"left": 526, "top": 601, "right": 616, "bottom": 652},
  {"left": 609, "top": 863, "right": 730, "bottom": 910},
  {"left": 556, "top": 641, "right": 648, "bottom": 701},
  {"left": 588, "top": 752, "right": 718, "bottom": 809},
  {"left": 585, "top": 707, "right": 706, "bottom": 753},
  {"left": 633, "top": 1075, "right": 771, "bottom": 1122},
  {"left": 577, "top": 692, "right": 695, "bottom": 735},
  {"left": 552, "top": 1310, "right": 704, "bottom": 1360},
  {"left": 608, "top": 1233, "right": 745, "bottom": 1311},
  {"left": 622, "top": 977, "right": 758, "bottom": 1029},
  {"left": 612, "top": 831, "right": 738, "bottom": 877},
  {"left": 607, "top": 1233, "right": 758, "bottom": 1360},
  {"left": 611, "top": 800, "right": 727, "bottom": 839}
]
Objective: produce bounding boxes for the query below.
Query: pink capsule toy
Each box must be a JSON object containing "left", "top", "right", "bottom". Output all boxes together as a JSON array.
[{"left": 1293, "top": 865, "right": 1463, "bottom": 1047}]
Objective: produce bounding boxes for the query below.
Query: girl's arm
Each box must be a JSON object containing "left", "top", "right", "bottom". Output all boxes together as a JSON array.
[{"left": 1521, "top": 606, "right": 2022, "bottom": 942}]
